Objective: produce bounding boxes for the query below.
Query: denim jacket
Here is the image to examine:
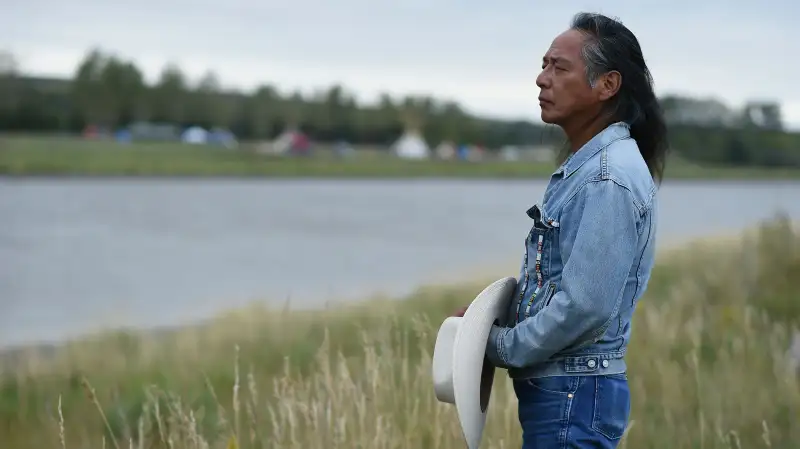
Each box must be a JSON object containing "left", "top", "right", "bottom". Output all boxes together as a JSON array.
[{"left": 486, "top": 122, "right": 658, "bottom": 380}]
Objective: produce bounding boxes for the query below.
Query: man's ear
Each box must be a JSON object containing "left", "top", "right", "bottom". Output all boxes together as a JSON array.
[{"left": 596, "top": 70, "right": 622, "bottom": 101}]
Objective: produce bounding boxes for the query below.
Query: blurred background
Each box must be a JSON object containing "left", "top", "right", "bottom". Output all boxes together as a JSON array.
[
  {"left": 1, "top": 2, "right": 800, "bottom": 447},
  {"left": 1, "top": 0, "right": 799, "bottom": 348}
]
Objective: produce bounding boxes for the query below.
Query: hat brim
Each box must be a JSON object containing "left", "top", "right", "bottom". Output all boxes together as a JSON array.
[{"left": 442, "top": 277, "right": 517, "bottom": 449}]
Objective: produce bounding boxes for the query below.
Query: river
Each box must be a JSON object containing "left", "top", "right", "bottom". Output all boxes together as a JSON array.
[{"left": 1, "top": 178, "right": 799, "bottom": 348}]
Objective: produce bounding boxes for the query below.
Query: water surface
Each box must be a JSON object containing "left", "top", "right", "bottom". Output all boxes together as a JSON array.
[{"left": 2, "top": 178, "right": 798, "bottom": 347}]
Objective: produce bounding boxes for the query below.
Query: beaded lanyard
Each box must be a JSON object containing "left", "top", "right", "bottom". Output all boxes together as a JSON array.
[
  {"left": 513, "top": 245, "right": 529, "bottom": 324},
  {"left": 515, "top": 233, "right": 545, "bottom": 323},
  {"left": 523, "top": 234, "right": 545, "bottom": 320}
]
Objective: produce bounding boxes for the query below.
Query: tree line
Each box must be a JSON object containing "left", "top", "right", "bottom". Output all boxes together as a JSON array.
[{"left": 0, "top": 49, "right": 798, "bottom": 167}]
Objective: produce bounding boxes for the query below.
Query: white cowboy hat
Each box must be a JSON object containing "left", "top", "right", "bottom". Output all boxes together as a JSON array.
[{"left": 432, "top": 276, "right": 517, "bottom": 449}]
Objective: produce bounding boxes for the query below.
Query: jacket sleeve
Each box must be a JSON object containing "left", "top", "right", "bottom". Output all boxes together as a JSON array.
[{"left": 486, "top": 179, "right": 640, "bottom": 369}]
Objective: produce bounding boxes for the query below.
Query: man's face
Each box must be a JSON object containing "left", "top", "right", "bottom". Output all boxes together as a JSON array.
[{"left": 536, "top": 29, "right": 601, "bottom": 126}]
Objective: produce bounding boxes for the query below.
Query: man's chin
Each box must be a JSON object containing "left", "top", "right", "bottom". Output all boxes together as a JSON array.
[{"left": 540, "top": 112, "right": 558, "bottom": 125}]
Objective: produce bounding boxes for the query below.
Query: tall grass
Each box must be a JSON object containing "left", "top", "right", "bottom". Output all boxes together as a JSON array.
[{"left": 1, "top": 216, "right": 799, "bottom": 448}]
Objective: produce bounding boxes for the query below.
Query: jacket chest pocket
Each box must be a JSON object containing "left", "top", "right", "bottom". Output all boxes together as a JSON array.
[{"left": 514, "top": 204, "right": 560, "bottom": 323}]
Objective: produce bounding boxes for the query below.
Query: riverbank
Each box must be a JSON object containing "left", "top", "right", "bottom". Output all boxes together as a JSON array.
[
  {"left": 3, "top": 136, "right": 800, "bottom": 179},
  {"left": 1, "top": 216, "right": 799, "bottom": 448}
]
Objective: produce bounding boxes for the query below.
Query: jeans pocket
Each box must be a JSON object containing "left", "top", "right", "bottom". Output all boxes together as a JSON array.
[
  {"left": 525, "top": 375, "right": 580, "bottom": 395},
  {"left": 591, "top": 374, "right": 631, "bottom": 440}
]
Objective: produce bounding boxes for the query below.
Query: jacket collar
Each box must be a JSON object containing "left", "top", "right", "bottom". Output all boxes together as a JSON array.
[{"left": 554, "top": 122, "right": 631, "bottom": 178}]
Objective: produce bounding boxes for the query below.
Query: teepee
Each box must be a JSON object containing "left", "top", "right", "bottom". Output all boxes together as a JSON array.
[
  {"left": 392, "top": 107, "right": 430, "bottom": 159},
  {"left": 393, "top": 129, "right": 430, "bottom": 159}
]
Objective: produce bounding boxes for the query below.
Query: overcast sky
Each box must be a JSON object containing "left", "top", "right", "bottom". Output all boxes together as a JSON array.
[{"left": 3, "top": 1, "right": 798, "bottom": 128}]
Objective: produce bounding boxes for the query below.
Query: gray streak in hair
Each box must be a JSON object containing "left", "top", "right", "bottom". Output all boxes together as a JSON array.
[{"left": 568, "top": 12, "right": 670, "bottom": 183}]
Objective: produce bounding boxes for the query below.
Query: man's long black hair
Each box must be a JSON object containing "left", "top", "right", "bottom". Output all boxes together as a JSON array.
[{"left": 571, "top": 12, "right": 670, "bottom": 184}]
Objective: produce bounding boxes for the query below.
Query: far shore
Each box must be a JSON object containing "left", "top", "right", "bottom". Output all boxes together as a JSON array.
[{"left": 3, "top": 135, "right": 800, "bottom": 180}]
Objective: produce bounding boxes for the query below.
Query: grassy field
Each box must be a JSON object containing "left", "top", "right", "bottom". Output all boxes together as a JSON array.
[
  {"left": 2, "top": 135, "right": 800, "bottom": 180},
  {"left": 1, "top": 216, "right": 799, "bottom": 449}
]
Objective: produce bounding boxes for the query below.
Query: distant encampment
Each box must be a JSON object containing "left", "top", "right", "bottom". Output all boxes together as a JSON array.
[{"left": 0, "top": 48, "right": 799, "bottom": 169}]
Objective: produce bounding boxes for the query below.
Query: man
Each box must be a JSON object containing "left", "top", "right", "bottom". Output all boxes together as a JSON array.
[{"left": 455, "top": 12, "right": 668, "bottom": 448}]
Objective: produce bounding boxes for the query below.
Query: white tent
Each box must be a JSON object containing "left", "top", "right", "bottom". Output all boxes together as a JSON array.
[
  {"left": 392, "top": 131, "right": 430, "bottom": 159},
  {"left": 500, "top": 145, "right": 520, "bottom": 162},
  {"left": 181, "top": 126, "right": 208, "bottom": 145},
  {"left": 270, "top": 129, "right": 294, "bottom": 155},
  {"left": 435, "top": 141, "right": 457, "bottom": 160}
]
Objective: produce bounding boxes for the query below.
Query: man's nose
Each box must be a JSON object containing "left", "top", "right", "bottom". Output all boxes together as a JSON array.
[{"left": 536, "top": 70, "right": 549, "bottom": 89}]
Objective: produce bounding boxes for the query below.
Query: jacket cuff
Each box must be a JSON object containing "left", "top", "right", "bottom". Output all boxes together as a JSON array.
[{"left": 485, "top": 325, "right": 511, "bottom": 368}]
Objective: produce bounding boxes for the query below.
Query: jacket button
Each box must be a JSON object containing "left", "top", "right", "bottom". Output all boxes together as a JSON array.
[
  {"left": 587, "top": 359, "right": 596, "bottom": 368},
  {"left": 602, "top": 360, "right": 609, "bottom": 368}
]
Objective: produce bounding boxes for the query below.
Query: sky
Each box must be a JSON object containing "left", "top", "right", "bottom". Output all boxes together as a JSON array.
[{"left": 2, "top": 0, "right": 799, "bottom": 129}]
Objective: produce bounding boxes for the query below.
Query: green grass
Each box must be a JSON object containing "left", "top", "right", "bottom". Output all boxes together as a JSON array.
[
  {"left": 1, "top": 215, "right": 799, "bottom": 448},
  {"left": 2, "top": 135, "right": 800, "bottom": 179}
]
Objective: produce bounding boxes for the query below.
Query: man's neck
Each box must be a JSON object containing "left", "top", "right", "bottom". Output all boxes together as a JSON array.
[{"left": 563, "top": 112, "right": 611, "bottom": 154}]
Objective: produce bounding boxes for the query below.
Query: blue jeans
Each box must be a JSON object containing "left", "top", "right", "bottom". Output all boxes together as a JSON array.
[{"left": 514, "top": 373, "right": 631, "bottom": 449}]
